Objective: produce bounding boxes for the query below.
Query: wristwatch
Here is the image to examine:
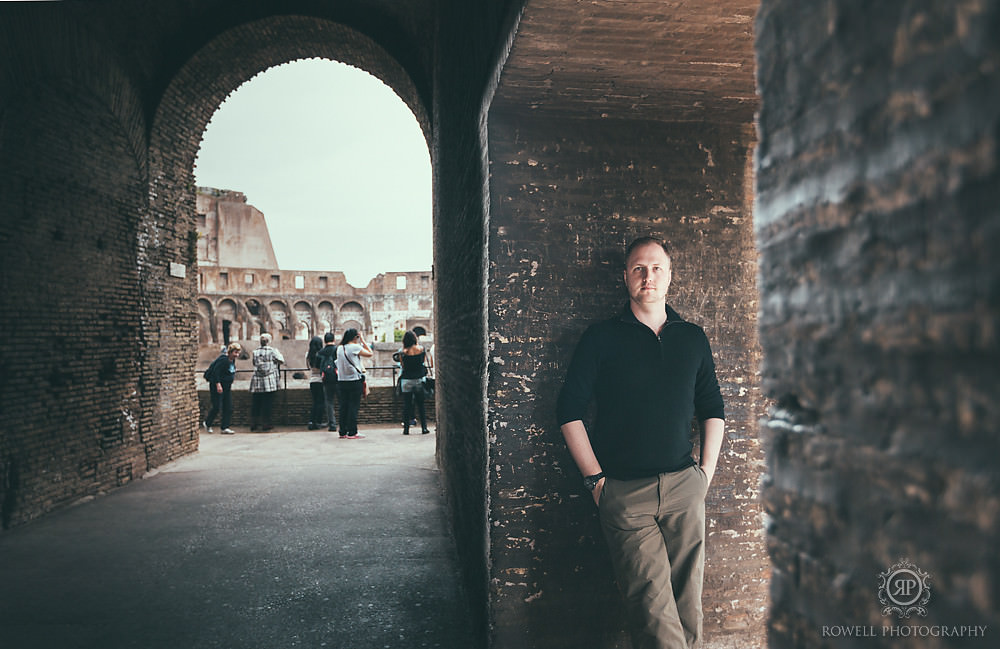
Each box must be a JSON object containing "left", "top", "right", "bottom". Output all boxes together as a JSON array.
[{"left": 583, "top": 472, "right": 605, "bottom": 491}]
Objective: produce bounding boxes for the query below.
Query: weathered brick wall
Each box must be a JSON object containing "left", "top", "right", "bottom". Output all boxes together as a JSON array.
[
  {"left": 486, "top": 112, "right": 767, "bottom": 648},
  {"left": 755, "top": 1, "right": 1000, "bottom": 646},
  {"left": 0, "top": 10, "right": 196, "bottom": 528}
]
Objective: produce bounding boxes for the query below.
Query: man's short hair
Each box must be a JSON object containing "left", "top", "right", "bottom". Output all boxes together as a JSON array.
[
  {"left": 625, "top": 236, "right": 671, "bottom": 266},
  {"left": 324, "top": 332, "right": 336, "bottom": 343},
  {"left": 260, "top": 333, "right": 272, "bottom": 345},
  {"left": 227, "top": 342, "right": 242, "bottom": 353}
]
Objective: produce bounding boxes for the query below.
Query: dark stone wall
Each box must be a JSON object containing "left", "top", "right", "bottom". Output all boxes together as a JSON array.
[
  {"left": 430, "top": 2, "right": 526, "bottom": 645},
  {"left": 0, "top": 11, "right": 196, "bottom": 528},
  {"left": 486, "top": 112, "right": 766, "bottom": 648},
  {"left": 755, "top": 0, "right": 1000, "bottom": 646}
]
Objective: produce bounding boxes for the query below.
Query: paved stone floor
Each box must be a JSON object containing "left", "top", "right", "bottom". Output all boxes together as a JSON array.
[{"left": 0, "top": 425, "right": 476, "bottom": 649}]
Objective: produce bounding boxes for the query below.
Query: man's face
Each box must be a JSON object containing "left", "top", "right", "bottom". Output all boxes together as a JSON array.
[
  {"left": 227, "top": 349, "right": 240, "bottom": 361},
  {"left": 624, "top": 242, "right": 671, "bottom": 306}
]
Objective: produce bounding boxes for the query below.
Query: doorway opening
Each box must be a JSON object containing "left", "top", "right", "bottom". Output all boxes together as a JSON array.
[{"left": 189, "top": 58, "right": 434, "bottom": 422}]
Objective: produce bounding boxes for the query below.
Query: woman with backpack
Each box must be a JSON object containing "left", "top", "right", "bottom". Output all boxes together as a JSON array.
[
  {"left": 317, "top": 332, "right": 339, "bottom": 432},
  {"left": 306, "top": 336, "right": 325, "bottom": 430}
]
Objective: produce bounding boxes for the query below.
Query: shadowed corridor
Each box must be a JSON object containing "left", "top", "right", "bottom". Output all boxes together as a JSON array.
[{"left": 0, "top": 426, "right": 473, "bottom": 649}]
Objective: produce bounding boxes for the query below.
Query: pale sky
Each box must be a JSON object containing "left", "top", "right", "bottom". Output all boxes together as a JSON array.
[{"left": 194, "top": 58, "right": 432, "bottom": 287}]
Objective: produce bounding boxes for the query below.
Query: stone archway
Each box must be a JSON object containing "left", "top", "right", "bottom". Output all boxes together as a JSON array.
[
  {"left": 339, "top": 301, "right": 366, "bottom": 336},
  {"left": 294, "top": 301, "right": 315, "bottom": 340},
  {"left": 317, "top": 301, "right": 335, "bottom": 335},
  {"left": 268, "top": 300, "right": 291, "bottom": 340},
  {"left": 197, "top": 298, "right": 215, "bottom": 345}
]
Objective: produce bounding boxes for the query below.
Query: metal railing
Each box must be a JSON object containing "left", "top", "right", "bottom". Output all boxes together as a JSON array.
[{"left": 198, "top": 365, "right": 402, "bottom": 388}]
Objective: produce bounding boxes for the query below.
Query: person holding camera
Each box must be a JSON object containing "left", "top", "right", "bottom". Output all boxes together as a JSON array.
[{"left": 336, "top": 328, "right": 372, "bottom": 439}]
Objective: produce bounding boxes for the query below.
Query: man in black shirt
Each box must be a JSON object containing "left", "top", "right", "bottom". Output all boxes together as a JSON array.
[{"left": 557, "top": 236, "right": 725, "bottom": 649}]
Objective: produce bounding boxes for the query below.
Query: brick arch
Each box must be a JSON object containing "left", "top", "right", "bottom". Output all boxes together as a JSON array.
[
  {"left": 197, "top": 299, "right": 215, "bottom": 345},
  {"left": 149, "top": 15, "right": 428, "bottom": 191},
  {"left": 317, "top": 301, "right": 336, "bottom": 335},
  {"left": 216, "top": 298, "right": 244, "bottom": 343},
  {"left": 341, "top": 320, "right": 364, "bottom": 334},
  {"left": 338, "top": 301, "right": 367, "bottom": 333},
  {"left": 293, "top": 301, "right": 315, "bottom": 340},
  {"left": 143, "top": 10, "right": 434, "bottom": 449},
  {"left": 268, "top": 300, "right": 291, "bottom": 339}
]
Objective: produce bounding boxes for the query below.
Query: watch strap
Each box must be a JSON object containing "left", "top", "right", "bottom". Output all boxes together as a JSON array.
[{"left": 583, "top": 472, "right": 605, "bottom": 491}]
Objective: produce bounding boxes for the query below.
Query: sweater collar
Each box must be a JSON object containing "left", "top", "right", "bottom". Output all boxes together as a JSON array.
[{"left": 618, "top": 301, "right": 684, "bottom": 326}]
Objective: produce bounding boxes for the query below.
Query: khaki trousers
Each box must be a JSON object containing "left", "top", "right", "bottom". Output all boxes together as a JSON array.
[{"left": 599, "top": 465, "right": 708, "bottom": 649}]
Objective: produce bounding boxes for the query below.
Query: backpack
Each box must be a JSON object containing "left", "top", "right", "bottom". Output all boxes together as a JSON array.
[
  {"left": 203, "top": 353, "right": 223, "bottom": 382},
  {"left": 320, "top": 346, "right": 338, "bottom": 384}
]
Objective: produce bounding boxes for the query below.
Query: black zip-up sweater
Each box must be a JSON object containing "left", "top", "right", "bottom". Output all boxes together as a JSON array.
[
  {"left": 556, "top": 303, "right": 725, "bottom": 480},
  {"left": 205, "top": 353, "right": 235, "bottom": 387}
]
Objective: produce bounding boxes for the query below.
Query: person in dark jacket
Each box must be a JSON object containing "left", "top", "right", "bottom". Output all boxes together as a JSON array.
[
  {"left": 557, "top": 236, "right": 725, "bottom": 649},
  {"left": 203, "top": 342, "right": 241, "bottom": 435},
  {"left": 316, "top": 332, "right": 338, "bottom": 432}
]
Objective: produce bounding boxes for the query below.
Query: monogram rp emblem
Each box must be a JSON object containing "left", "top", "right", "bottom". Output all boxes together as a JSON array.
[{"left": 878, "top": 559, "right": 931, "bottom": 619}]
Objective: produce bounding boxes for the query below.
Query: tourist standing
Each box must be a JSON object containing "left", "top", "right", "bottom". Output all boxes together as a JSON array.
[
  {"left": 249, "top": 333, "right": 284, "bottom": 432},
  {"left": 317, "top": 332, "right": 338, "bottom": 432},
  {"left": 203, "top": 342, "right": 241, "bottom": 435},
  {"left": 398, "top": 330, "right": 430, "bottom": 435},
  {"left": 306, "top": 336, "right": 325, "bottom": 430},
  {"left": 336, "top": 328, "right": 372, "bottom": 439}
]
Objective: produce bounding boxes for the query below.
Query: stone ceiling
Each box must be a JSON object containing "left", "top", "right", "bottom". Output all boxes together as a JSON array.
[{"left": 496, "top": 0, "right": 760, "bottom": 124}]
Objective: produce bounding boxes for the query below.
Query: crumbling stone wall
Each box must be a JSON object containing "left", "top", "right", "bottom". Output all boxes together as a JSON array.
[
  {"left": 486, "top": 113, "right": 767, "bottom": 647},
  {"left": 196, "top": 189, "right": 280, "bottom": 269},
  {"left": 197, "top": 267, "right": 433, "bottom": 345},
  {"left": 755, "top": 1, "right": 1000, "bottom": 646}
]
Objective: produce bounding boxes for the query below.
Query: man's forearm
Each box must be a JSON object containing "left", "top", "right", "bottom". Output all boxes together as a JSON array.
[
  {"left": 561, "top": 420, "right": 605, "bottom": 504},
  {"left": 560, "top": 420, "right": 602, "bottom": 475},
  {"left": 699, "top": 417, "right": 725, "bottom": 484}
]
